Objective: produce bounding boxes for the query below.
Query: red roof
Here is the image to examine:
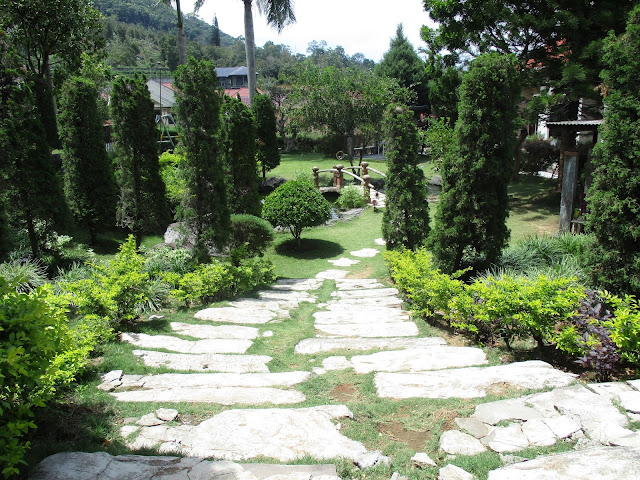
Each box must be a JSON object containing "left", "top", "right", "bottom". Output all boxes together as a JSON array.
[{"left": 223, "top": 87, "right": 263, "bottom": 107}]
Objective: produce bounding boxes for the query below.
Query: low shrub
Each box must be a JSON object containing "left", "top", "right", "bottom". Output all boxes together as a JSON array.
[
  {"left": 0, "top": 258, "right": 48, "bottom": 293},
  {"left": 171, "top": 257, "right": 276, "bottom": 306},
  {"left": 335, "top": 185, "right": 367, "bottom": 210},
  {"left": 229, "top": 214, "right": 274, "bottom": 257},
  {"left": 142, "top": 246, "right": 193, "bottom": 277}
]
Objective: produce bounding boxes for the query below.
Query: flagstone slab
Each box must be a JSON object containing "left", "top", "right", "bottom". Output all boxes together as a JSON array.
[
  {"left": 294, "top": 336, "right": 447, "bottom": 354},
  {"left": 331, "top": 287, "right": 400, "bottom": 298},
  {"left": 440, "top": 430, "right": 487, "bottom": 455},
  {"left": 132, "top": 350, "right": 271, "bottom": 373},
  {"left": 194, "top": 306, "right": 278, "bottom": 324},
  {"left": 28, "top": 452, "right": 341, "bottom": 480},
  {"left": 112, "top": 386, "right": 305, "bottom": 405},
  {"left": 170, "top": 322, "right": 259, "bottom": 339},
  {"left": 439, "top": 464, "right": 475, "bottom": 480},
  {"left": 375, "top": 361, "right": 577, "bottom": 399},
  {"left": 271, "top": 278, "right": 323, "bottom": 291},
  {"left": 350, "top": 248, "right": 380, "bottom": 257},
  {"left": 131, "top": 405, "right": 370, "bottom": 462},
  {"left": 316, "top": 269, "right": 349, "bottom": 279},
  {"left": 481, "top": 424, "right": 531, "bottom": 453},
  {"left": 313, "top": 307, "right": 411, "bottom": 325},
  {"left": 628, "top": 379, "right": 640, "bottom": 391},
  {"left": 374, "top": 238, "right": 386, "bottom": 246},
  {"left": 115, "top": 371, "right": 311, "bottom": 390},
  {"left": 316, "top": 321, "right": 419, "bottom": 338},
  {"left": 120, "top": 332, "right": 252, "bottom": 354},
  {"left": 487, "top": 446, "right": 640, "bottom": 480},
  {"left": 228, "top": 298, "right": 299, "bottom": 311},
  {"left": 258, "top": 291, "right": 317, "bottom": 303},
  {"left": 522, "top": 419, "right": 557, "bottom": 447},
  {"left": 328, "top": 258, "right": 360, "bottom": 267},
  {"left": 473, "top": 398, "right": 543, "bottom": 425},
  {"left": 347, "top": 346, "right": 488, "bottom": 373},
  {"left": 335, "top": 279, "right": 386, "bottom": 289},
  {"left": 326, "top": 296, "right": 404, "bottom": 307}
]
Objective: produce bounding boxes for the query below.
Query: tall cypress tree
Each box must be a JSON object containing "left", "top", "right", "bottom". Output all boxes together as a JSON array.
[
  {"left": 221, "top": 96, "right": 260, "bottom": 215},
  {"left": 58, "top": 76, "right": 117, "bottom": 245},
  {"left": 211, "top": 15, "right": 221, "bottom": 46},
  {"left": 587, "top": 6, "right": 640, "bottom": 297},
  {"left": 431, "top": 53, "right": 521, "bottom": 272},
  {"left": 381, "top": 104, "right": 430, "bottom": 250},
  {"left": 253, "top": 93, "right": 280, "bottom": 179},
  {"left": 111, "top": 74, "right": 170, "bottom": 247},
  {"left": 174, "top": 58, "right": 229, "bottom": 262},
  {"left": 0, "top": 40, "right": 68, "bottom": 258}
]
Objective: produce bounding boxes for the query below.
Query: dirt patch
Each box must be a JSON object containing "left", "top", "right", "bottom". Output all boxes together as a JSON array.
[
  {"left": 330, "top": 383, "right": 358, "bottom": 402},
  {"left": 377, "top": 421, "right": 430, "bottom": 451},
  {"left": 431, "top": 408, "right": 459, "bottom": 431},
  {"left": 346, "top": 266, "right": 375, "bottom": 279}
]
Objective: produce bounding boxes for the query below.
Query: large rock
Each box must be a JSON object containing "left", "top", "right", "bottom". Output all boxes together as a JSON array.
[
  {"left": 294, "top": 336, "right": 447, "bottom": 354},
  {"left": 375, "top": 361, "right": 577, "bottom": 399},
  {"left": 473, "top": 398, "right": 543, "bottom": 425},
  {"left": 130, "top": 405, "right": 370, "bottom": 462},
  {"left": 170, "top": 322, "right": 259, "bottom": 339},
  {"left": 132, "top": 350, "right": 271, "bottom": 373},
  {"left": 439, "top": 464, "right": 476, "bottom": 480},
  {"left": 487, "top": 446, "right": 640, "bottom": 479},
  {"left": 120, "top": 332, "right": 252, "bottom": 354},
  {"left": 481, "top": 424, "right": 531, "bottom": 453},
  {"left": 440, "top": 430, "right": 487, "bottom": 455}
]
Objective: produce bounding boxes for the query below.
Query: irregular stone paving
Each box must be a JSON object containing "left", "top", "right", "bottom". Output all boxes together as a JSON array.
[
  {"left": 29, "top": 452, "right": 341, "bottom": 480},
  {"left": 375, "top": 360, "right": 578, "bottom": 399},
  {"left": 33, "top": 257, "right": 640, "bottom": 479}
]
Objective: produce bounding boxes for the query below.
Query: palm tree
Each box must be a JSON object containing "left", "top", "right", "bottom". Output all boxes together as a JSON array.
[
  {"left": 195, "top": 0, "right": 295, "bottom": 106},
  {"left": 161, "top": 0, "right": 187, "bottom": 65}
]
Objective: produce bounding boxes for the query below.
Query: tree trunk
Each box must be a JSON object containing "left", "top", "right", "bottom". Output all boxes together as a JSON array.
[
  {"left": 26, "top": 213, "right": 39, "bottom": 259},
  {"left": 244, "top": 0, "right": 257, "bottom": 107},
  {"left": 176, "top": 0, "right": 187, "bottom": 65},
  {"left": 512, "top": 128, "right": 528, "bottom": 182}
]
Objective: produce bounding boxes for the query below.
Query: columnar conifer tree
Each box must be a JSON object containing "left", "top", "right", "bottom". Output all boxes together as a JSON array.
[
  {"left": 221, "top": 96, "right": 260, "bottom": 215},
  {"left": 58, "top": 76, "right": 117, "bottom": 245},
  {"left": 381, "top": 104, "right": 430, "bottom": 250},
  {"left": 587, "top": 6, "right": 640, "bottom": 297},
  {"left": 253, "top": 93, "right": 280, "bottom": 179},
  {"left": 431, "top": 53, "right": 521, "bottom": 272},
  {"left": 174, "top": 58, "right": 230, "bottom": 262},
  {"left": 111, "top": 74, "right": 170, "bottom": 247},
  {"left": 0, "top": 42, "right": 68, "bottom": 257}
]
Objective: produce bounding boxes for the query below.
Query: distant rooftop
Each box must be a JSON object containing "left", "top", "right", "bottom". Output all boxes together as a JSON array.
[{"left": 546, "top": 120, "right": 603, "bottom": 127}]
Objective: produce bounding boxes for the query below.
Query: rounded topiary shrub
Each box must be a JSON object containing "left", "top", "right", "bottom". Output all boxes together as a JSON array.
[
  {"left": 261, "top": 178, "right": 331, "bottom": 246},
  {"left": 229, "top": 214, "right": 275, "bottom": 257}
]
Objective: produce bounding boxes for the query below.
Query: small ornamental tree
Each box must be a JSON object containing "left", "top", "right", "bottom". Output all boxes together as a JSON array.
[
  {"left": 253, "top": 93, "right": 280, "bottom": 178},
  {"left": 174, "top": 58, "right": 230, "bottom": 262},
  {"left": 59, "top": 76, "right": 117, "bottom": 245},
  {"left": 221, "top": 96, "right": 260, "bottom": 215},
  {"left": 382, "top": 104, "right": 430, "bottom": 250},
  {"left": 262, "top": 178, "right": 331, "bottom": 247},
  {"left": 587, "top": 5, "right": 640, "bottom": 297},
  {"left": 431, "top": 52, "right": 521, "bottom": 273},
  {"left": 111, "top": 74, "right": 170, "bottom": 247}
]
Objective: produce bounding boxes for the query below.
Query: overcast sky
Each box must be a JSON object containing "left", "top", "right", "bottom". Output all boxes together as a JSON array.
[{"left": 183, "top": 0, "right": 436, "bottom": 63}]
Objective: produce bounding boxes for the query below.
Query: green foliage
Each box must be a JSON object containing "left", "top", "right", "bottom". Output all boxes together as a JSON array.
[
  {"left": 587, "top": 5, "right": 640, "bottom": 297},
  {"left": 222, "top": 96, "right": 260, "bottom": 214},
  {"left": 431, "top": 53, "right": 521, "bottom": 272},
  {"left": 253, "top": 93, "right": 281, "bottom": 178},
  {"left": 142, "top": 246, "right": 193, "bottom": 277},
  {"left": 522, "top": 139, "right": 560, "bottom": 174},
  {"left": 0, "top": 42, "right": 69, "bottom": 258},
  {"left": 159, "top": 150, "right": 187, "bottom": 211},
  {"left": 0, "top": 281, "right": 69, "bottom": 477},
  {"left": 62, "top": 236, "right": 152, "bottom": 325},
  {"left": 420, "top": 117, "right": 455, "bottom": 167},
  {"left": 171, "top": 257, "right": 276, "bottom": 306},
  {"left": 58, "top": 76, "right": 117, "bottom": 245},
  {"left": 382, "top": 104, "right": 430, "bottom": 250},
  {"left": 229, "top": 214, "right": 274, "bottom": 257},
  {"left": 602, "top": 292, "right": 640, "bottom": 365},
  {"left": 335, "top": 185, "right": 367, "bottom": 210},
  {"left": 111, "top": 74, "right": 170, "bottom": 245},
  {"left": 261, "top": 178, "right": 332, "bottom": 245},
  {"left": 377, "top": 24, "right": 428, "bottom": 107},
  {"left": 0, "top": 259, "right": 48, "bottom": 293},
  {"left": 174, "top": 57, "right": 230, "bottom": 262}
]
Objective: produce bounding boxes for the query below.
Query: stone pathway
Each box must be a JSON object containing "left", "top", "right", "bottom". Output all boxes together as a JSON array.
[{"left": 31, "top": 240, "right": 640, "bottom": 479}]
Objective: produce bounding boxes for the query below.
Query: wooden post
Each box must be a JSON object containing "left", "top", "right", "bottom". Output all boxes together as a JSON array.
[
  {"left": 332, "top": 165, "right": 338, "bottom": 188},
  {"left": 361, "top": 161, "right": 369, "bottom": 177},
  {"left": 363, "top": 174, "right": 371, "bottom": 203},
  {"left": 559, "top": 151, "right": 578, "bottom": 233},
  {"left": 312, "top": 166, "right": 319, "bottom": 189},
  {"left": 336, "top": 164, "right": 344, "bottom": 191}
]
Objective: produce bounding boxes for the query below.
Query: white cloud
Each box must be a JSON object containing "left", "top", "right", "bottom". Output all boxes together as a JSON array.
[{"left": 185, "top": 0, "right": 436, "bottom": 62}]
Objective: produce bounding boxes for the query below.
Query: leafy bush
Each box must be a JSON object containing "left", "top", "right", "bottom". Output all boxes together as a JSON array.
[
  {"left": 159, "top": 149, "right": 187, "bottom": 211},
  {"left": 521, "top": 139, "right": 560, "bottom": 174},
  {"left": 62, "top": 236, "right": 152, "bottom": 325},
  {"left": 261, "top": 178, "right": 332, "bottom": 246},
  {"left": 335, "top": 185, "right": 367, "bottom": 210},
  {"left": 171, "top": 257, "right": 276, "bottom": 306},
  {"left": 0, "top": 281, "right": 70, "bottom": 477},
  {"left": 142, "top": 246, "right": 193, "bottom": 277},
  {"left": 0, "top": 258, "right": 48, "bottom": 293},
  {"left": 229, "top": 214, "right": 274, "bottom": 257}
]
